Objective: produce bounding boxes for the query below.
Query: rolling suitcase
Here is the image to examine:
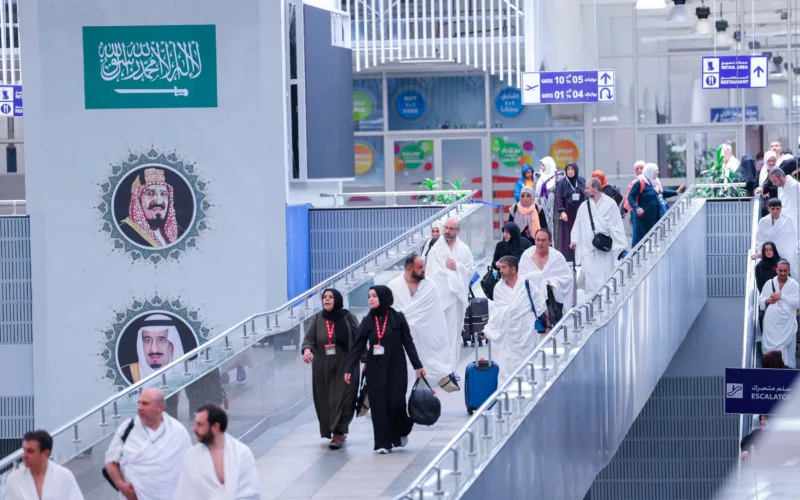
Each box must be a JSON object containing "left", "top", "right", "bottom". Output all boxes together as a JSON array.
[
  {"left": 461, "top": 289, "right": 489, "bottom": 347},
  {"left": 464, "top": 339, "right": 499, "bottom": 415}
]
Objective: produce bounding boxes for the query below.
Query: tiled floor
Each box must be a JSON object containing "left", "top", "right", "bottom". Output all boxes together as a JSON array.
[{"left": 248, "top": 355, "right": 483, "bottom": 499}]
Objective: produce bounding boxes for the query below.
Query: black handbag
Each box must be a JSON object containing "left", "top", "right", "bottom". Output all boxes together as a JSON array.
[
  {"left": 102, "top": 419, "right": 135, "bottom": 490},
  {"left": 408, "top": 376, "right": 442, "bottom": 426},
  {"left": 546, "top": 285, "right": 564, "bottom": 325},
  {"left": 587, "top": 200, "right": 613, "bottom": 252},
  {"left": 480, "top": 266, "right": 499, "bottom": 300}
]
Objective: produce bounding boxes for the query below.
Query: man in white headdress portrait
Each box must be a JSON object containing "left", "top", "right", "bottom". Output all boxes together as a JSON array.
[
  {"left": 121, "top": 314, "right": 187, "bottom": 384},
  {"left": 119, "top": 167, "right": 182, "bottom": 248}
]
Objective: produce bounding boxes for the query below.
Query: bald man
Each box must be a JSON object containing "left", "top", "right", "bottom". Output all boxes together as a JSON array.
[
  {"left": 105, "top": 388, "right": 191, "bottom": 500},
  {"left": 425, "top": 217, "right": 475, "bottom": 376}
]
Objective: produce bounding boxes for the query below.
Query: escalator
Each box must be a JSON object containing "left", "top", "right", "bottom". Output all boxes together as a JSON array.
[{"left": 394, "top": 187, "right": 711, "bottom": 500}]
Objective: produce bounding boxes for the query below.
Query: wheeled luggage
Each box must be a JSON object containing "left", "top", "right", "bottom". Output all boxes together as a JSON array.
[
  {"left": 461, "top": 289, "right": 489, "bottom": 347},
  {"left": 464, "top": 339, "right": 499, "bottom": 415}
]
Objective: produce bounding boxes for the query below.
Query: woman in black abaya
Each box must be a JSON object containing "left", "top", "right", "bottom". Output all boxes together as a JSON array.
[{"left": 345, "top": 285, "right": 426, "bottom": 454}]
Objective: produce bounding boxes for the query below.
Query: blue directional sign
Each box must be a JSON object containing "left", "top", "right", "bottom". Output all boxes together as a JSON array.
[
  {"left": 702, "top": 55, "right": 768, "bottom": 89},
  {"left": 710, "top": 106, "right": 758, "bottom": 122},
  {"left": 0, "top": 85, "right": 22, "bottom": 117},
  {"left": 725, "top": 368, "right": 800, "bottom": 415},
  {"left": 521, "top": 70, "right": 615, "bottom": 105}
]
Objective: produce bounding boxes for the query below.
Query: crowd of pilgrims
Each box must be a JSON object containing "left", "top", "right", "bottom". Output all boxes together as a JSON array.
[{"left": 300, "top": 154, "right": 701, "bottom": 454}]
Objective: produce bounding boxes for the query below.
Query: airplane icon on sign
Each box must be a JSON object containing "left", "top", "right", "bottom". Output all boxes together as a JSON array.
[{"left": 525, "top": 85, "right": 539, "bottom": 91}]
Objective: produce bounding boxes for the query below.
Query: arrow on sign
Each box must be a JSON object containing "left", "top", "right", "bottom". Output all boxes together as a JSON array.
[
  {"left": 600, "top": 73, "right": 612, "bottom": 84},
  {"left": 600, "top": 88, "right": 613, "bottom": 100},
  {"left": 753, "top": 66, "right": 765, "bottom": 77}
]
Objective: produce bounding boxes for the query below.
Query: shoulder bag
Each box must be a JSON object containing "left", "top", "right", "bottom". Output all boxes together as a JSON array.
[
  {"left": 524, "top": 280, "right": 550, "bottom": 333},
  {"left": 102, "top": 418, "right": 135, "bottom": 491},
  {"left": 480, "top": 265, "right": 499, "bottom": 300},
  {"left": 587, "top": 200, "right": 613, "bottom": 252}
]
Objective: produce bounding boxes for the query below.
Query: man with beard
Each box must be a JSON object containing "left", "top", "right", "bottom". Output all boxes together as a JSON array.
[
  {"left": 104, "top": 388, "right": 191, "bottom": 500},
  {"left": 119, "top": 168, "right": 181, "bottom": 248},
  {"left": 425, "top": 217, "right": 475, "bottom": 378},
  {"left": 121, "top": 314, "right": 186, "bottom": 384},
  {"left": 388, "top": 254, "right": 457, "bottom": 392},
  {"left": 175, "top": 404, "right": 260, "bottom": 499}
]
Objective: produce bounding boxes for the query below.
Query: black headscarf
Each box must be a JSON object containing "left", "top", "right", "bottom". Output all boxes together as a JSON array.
[
  {"left": 737, "top": 155, "right": 757, "bottom": 184},
  {"left": 320, "top": 288, "right": 347, "bottom": 321},
  {"left": 557, "top": 162, "right": 586, "bottom": 201},
  {"left": 756, "top": 241, "right": 781, "bottom": 292},
  {"left": 369, "top": 285, "right": 394, "bottom": 317}
]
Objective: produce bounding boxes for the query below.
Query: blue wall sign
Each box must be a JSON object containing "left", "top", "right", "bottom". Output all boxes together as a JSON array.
[
  {"left": 395, "top": 89, "right": 426, "bottom": 120},
  {"left": 0, "top": 85, "right": 22, "bottom": 117},
  {"left": 496, "top": 87, "right": 522, "bottom": 117},
  {"left": 702, "top": 55, "right": 768, "bottom": 89},
  {"left": 521, "top": 70, "right": 615, "bottom": 105},
  {"left": 710, "top": 106, "right": 759, "bottom": 122},
  {"left": 724, "top": 368, "right": 800, "bottom": 415}
]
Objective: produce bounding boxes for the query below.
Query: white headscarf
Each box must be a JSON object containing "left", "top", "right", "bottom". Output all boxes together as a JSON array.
[
  {"left": 135, "top": 314, "right": 186, "bottom": 380},
  {"left": 640, "top": 163, "right": 659, "bottom": 185},
  {"left": 761, "top": 151, "right": 778, "bottom": 185},
  {"left": 536, "top": 156, "right": 558, "bottom": 194}
]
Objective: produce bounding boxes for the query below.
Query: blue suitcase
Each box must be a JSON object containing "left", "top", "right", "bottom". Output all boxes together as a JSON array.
[{"left": 464, "top": 338, "right": 499, "bottom": 415}]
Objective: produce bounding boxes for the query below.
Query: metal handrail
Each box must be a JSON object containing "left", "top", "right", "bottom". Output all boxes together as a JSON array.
[
  {"left": 394, "top": 185, "right": 701, "bottom": 499},
  {"left": 0, "top": 199, "right": 25, "bottom": 216},
  {"left": 320, "top": 190, "right": 473, "bottom": 207},
  {"left": 0, "top": 191, "right": 484, "bottom": 472},
  {"left": 736, "top": 197, "right": 762, "bottom": 477}
]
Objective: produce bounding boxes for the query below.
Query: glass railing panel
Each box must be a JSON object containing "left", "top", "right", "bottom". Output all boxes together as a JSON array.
[{"left": 0, "top": 193, "right": 495, "bottom": 495}]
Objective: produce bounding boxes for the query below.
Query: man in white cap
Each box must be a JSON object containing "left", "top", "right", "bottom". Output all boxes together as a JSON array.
[{"left": 122, "top": 314, "right": 186, "bottom": 384}]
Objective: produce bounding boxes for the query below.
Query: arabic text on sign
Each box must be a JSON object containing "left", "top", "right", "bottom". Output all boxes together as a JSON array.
[{"left": 98, "top": 41, "right": 204, "bottom": 83}]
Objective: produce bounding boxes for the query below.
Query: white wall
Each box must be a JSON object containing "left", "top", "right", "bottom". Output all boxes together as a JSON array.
[{"left": 21, "top": 0, "right": 289, "bottom": 428}]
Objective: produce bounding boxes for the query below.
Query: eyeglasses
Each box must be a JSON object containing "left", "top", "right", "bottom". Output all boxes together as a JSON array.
[{"left": 444, "top": 226, "right": 459, "bottom": 231}]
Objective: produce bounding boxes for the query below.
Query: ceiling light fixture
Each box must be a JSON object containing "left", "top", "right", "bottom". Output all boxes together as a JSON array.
[
  {"left": 667, "top": 0, "right": 689, "bottom": 22},
  {"left": 636, "top": 0, "right": 667, "bottom": 9},
  {"left": 715, "top": 19, "right": 731, "bottom": 46},
  {"left": 691, "top": 6, "right": 713, "bottom": 35}
]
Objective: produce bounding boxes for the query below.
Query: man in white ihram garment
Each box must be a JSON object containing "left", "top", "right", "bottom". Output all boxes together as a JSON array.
[
  {"left": 425, "top": 216, "right": 475, "bottom": 376},
  {"left": 482, "top": 256, "right": 549, "bottom": 383},
  {"left": 752, "top": 198, "right": 799, "bottom": 276},
  {"left": 104, "top": 388, "right": 191, "bottom": 500},
  {"left": 518, "top": 228, "right": 575, "bottom": 312},
  {"left": 759, "top": 260, "right": 800, "bottom": 368},
  {"left": 388, "top": 253, "right": 457, "bottom": 392},
  {"left": 570, "top": 178, "right": 627, "bottom": 297},
  {"left": 769, "top": 167, "right": 800, "bottom": 229},
  {"left": 175, "top": 404, "right": 261, "bottom": 499},
  {"left": 5, "top": 430, "right": 83, "bottom": 500}
]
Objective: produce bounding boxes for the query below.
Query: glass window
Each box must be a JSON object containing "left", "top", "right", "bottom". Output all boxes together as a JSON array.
[
  {"left": 490, "top": 132, "right": 584, "bottom": 209},
  {"left": 593, "top": 128, "right": 636, "bottom": 183},
  {"left": 594, "top": 58, "right": 635, "bottom": 127},
  {"left": 693, "top": 130, "right": 738, "bottom": 178},
  {"left": 638, "top": 55, "right": 745, "bottom": 125},
  {"left": 581, "top": 4, "right": 634, "bottom": 57},
  {"left": 387, "top": 75, "right": 486, "bottom": 131},
  {"left": 642, "top": 132, "right": 687, "bottom": 182},
  {"left": 353, "top": 78, "right": 383, "bottom": 132},
  {"left": 345, "top": 135, "right": 385, "bottom": 191},
  {"left": 394, "top": 138, "right": 435, "bottom": 204},
  {"left": 442, "top": 139, "right": 483, "bottom": 200},
  {"left": 489, "top": 76, "right": 583, "bottom": 128}
]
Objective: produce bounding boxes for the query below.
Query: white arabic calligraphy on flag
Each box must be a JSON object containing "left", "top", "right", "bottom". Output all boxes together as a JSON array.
[{"left": 98, "top": 41, "right": 203, "bottom": 84}]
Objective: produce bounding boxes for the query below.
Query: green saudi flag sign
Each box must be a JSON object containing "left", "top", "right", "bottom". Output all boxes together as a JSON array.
[{"left": 83, "top": 25, "right": 218, "bottom": 109}]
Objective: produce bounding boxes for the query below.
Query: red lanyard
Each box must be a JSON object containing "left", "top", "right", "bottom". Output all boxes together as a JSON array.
[
  {"left": 324, "top": 320, "right": 335, "bottom": 344},
  {"left": 374, "top": 313, "right": 389, "bottom": 345}
]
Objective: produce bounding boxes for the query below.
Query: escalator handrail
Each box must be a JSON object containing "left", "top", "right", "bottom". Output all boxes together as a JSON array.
[
  {"left": 0, "top": 191, "right": 480, "bottom": 472},
  {"left": 394, "top": 185, "right": 703, "bottom": 499}
]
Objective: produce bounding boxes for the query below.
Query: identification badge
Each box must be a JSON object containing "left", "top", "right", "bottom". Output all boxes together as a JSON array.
[
  {"left": 325, "top": 344, "right": 336, "bottom": 356},
  {"left": 572, "top": 193, "right": 580, "bottom": 201},
  {"left": 373, "top": 344, "right": 385, "bottom": 356}
]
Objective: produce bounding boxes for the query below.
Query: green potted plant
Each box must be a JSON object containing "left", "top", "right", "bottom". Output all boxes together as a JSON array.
[{"left": 696, "top": 146, "right": 743, "bottom": 198}]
